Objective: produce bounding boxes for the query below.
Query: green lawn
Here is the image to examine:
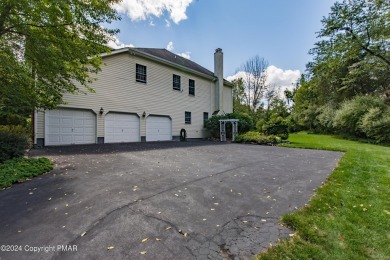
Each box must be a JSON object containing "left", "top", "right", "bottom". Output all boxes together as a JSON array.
[
  {"left": 0, "top": 157, "right": 53, "bottom": 190},
  {"left": 259, "top": 132, "right": 390, "bottom": 259}
]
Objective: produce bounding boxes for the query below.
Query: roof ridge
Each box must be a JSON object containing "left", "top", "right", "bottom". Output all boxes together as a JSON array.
[{"left": 134, "top": 47, "right": 215, "bottom": 77}]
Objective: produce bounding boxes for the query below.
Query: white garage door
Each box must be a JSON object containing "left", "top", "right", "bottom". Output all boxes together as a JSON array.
[
  {"left": 146, "top": 116, "right": 172, "bottom": 141},
  {"left": 105, "top": 113, "right": 140, "bottom": 143},
  {"left": 45, "top": 109, "right": 96, "bottom": 146}
]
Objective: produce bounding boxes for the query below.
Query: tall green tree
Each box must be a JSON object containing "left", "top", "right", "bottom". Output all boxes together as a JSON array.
[
  {"left": 0, "top": 0, "right": 120, "bottom": 115},
  {"left": 231, "top": 78, "right": 251, "bottom": 114},
  {"left": 307, "top": 0, "right": 390, "bottom": 104}
]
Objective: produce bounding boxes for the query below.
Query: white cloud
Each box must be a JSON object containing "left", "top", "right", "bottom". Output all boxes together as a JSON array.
[
  {"left": 149, "top": 20, "right": 155, "bottom": 26},
  {"left": 177, "top": 52, "right": 191, "bottom": 60},
  {"left": 107, "top": 35, "right": 134, "bottom": 49},
  {"left": 165, "top": 19, "right": 171, "bottom": 28},
  {"left": 114, "top": 0, "right": 193, "bottom": 24},
  {"left": 265, "top": 65, "right": 300, "bottom": 93},
  {"left": 166, "top": 41, "right": 174, "bottom": 51},
  {"left": 165, "top": 41, "right": 191, "bottom": 59},
  {"left": 227, "top": 66, "right": 301, "bottom": 99},
  {"left": 226, "top": 71, "right": 248, "bottom": 82}
]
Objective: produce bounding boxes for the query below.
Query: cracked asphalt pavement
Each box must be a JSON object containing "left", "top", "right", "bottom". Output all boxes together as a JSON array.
[{"left": 0, "top": 141, "right": 343, "bottom": 260}]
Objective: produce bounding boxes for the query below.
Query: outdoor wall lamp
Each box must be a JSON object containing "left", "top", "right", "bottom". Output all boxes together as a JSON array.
[
  {"left": 99, "top": 107, "right": 104, "bottom": 115},
  {"left": 142, "top": 111, "right": 146, "bottom": 117}
]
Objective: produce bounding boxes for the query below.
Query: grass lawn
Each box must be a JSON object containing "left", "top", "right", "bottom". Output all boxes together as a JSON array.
[
  {"left": 0, "top": 157, "right": 53, "bottom": 190},
  {"left": 259, "top": 132, "right": 390, "bottom": 259}
]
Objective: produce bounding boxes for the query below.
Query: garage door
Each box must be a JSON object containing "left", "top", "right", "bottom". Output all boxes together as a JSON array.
[
  {"left": 105, "top": 113, "right": 140, "bottom": 143},
  {"left": 45, "top": 109, "right": 96, "bottom": 146},
  {"left": 146, "top": 116, "right": 172, "bottom": 141}
]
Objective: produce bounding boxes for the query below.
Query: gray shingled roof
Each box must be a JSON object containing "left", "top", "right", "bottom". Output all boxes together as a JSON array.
[{"left": 135, "top": 48, "right": 215, "bottom": 78}]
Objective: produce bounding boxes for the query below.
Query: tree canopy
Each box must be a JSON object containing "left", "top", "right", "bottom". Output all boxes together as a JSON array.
[
  {"left": 0, "top": 0, "right": 120, "bottom": 116},
  {"left": 291, "top": 0, "right": 390, "bottom": 141},
  {"left": 306, "top": 0, "right": 390, "bottom": 104}
]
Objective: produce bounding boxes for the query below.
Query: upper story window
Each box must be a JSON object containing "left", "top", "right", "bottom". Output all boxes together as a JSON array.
[
  {"left": 173, "top": 74, "right": 181, "bottom": 91},
  {"left": 189, "top": 79, "right": 195, "bottom": 96},
  {"left": 136, "top": 64, "right": 147, "bottom": 83},
  {"left": 185, "top": 111, "right": 191, "bottom": 124}
]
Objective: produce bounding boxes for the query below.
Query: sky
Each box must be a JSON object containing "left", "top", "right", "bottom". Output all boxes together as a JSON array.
[{"left": 107, "top": 0, "right": 337, "bottom": 93}]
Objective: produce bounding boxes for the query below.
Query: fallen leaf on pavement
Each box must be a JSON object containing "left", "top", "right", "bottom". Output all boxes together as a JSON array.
[
  {"left": 107, "top": 246, "right": 114, "bottom": 250},
  {"left": 141, "top": 238, "right": 148, "bottom": 242},
  {"left": 140, "top": 251, "right": 147, "bottom": 255},
  {"left": 80, "top": 232, "right": 86, "bottom": 237}
]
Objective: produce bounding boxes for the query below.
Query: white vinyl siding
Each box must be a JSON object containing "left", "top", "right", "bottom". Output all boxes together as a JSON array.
[
  {"left": 35, "top": 52, "right": 233, "bottom": 141},
  {"left": 223, "top": 85, "right": 233, "bottom": 114}
]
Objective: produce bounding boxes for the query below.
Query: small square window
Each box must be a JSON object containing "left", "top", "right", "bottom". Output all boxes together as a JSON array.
[
  {"left": 173, "top": 74, "right": 181, "bottom": 90},
  {"left": 136, "top": 64, "right": 147, "bottom": 83},
  {"left": 189, "top": 79, "right": 195, "bottom": 96},
  {"left": 185, "top": 111, "right": 191, "bottom": 124},
  {"left": 203, "top": 112, "right": 209, "bottom": 127}
]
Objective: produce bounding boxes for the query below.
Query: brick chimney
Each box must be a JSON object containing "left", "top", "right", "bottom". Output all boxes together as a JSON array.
[{"left": 214, "top": 48, "right": 224, "bottom": 114}]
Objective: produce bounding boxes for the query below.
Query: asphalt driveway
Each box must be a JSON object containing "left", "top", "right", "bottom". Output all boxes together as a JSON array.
[{"left": 0, "top": 141, "right": 342, "bottom": 260}]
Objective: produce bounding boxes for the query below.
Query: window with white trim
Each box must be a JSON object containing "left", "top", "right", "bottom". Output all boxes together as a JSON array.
[
  {"left": 185, "top": 111, "right": 191, "bottom": 124},
  {"left": 189, "top": 79, "right": 195, "bottom": 96},
  {"left": 136, "top": 64, "right": 147, "bottom": 83},
  {"left": 173, "top": 74, "right": 181, "bottom": 90}
]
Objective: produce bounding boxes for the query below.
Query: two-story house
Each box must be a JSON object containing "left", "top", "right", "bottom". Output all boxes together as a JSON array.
[{"left": 33, "top": 47, "right": 233, "bottom": 146}]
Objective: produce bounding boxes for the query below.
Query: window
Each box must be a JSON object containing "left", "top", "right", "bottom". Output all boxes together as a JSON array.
[
  {"left": 173, "top": 74, "right": 181, "bottom": 90},
  {"left": 185, "top": 111, "right": 191, "bottom": 124},
  {"left": 136, "top": 64, "right": 147, "bottom": 83},
  {"left": 203, "top": 112, "right": 209, "bottom": 127},
  {"left": 189, "top": 79, "right": 195, "bottom": 96}
]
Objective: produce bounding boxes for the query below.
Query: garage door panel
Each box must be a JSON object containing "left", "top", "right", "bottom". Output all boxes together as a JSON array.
[
  {"left": 61, "top": 118, "right": 73, "bottom": 125},
  {"left": 47, "top": 126, "right": 60, "bottom": 134},
  {"left": 61, "top": 127, "right": 73, "bottom": 134},
  {"left": 105, "top": 113, "right": 140, "bottom": 143},
  {"left": 47, "top": 117, "right": 60, "bottom": 125},
  {"left": 45, "top": 109, "right": 96, "bottom": 146},
  {"left": 61, "top": 110, "right": 74, "bottom": 117},
  {"left": 61, "top": 135, "right": 73, "bottom": 143}
]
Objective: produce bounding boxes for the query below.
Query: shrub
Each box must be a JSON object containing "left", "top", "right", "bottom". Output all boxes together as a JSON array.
[
  {"left": 0, "top": 113, "right": 28, "bottom": 126},
  {"left": 360, "top": 107, "right": 390, "bottom": 143},
  {"left": 0, "top": 157, "right": 53, "bottom": 189},
  {"left": 255, "top": 119, "right": 266, "bottom": 131},
  {"left": 234, "top": 131, "right": 280, "bottom": 145},
  {"left": 261, "top": 116, "right": 289, "bottom": 140},
  {"left": 317, "top": 104, "right": 337, "bottom": 133},
  {"left": 0, "top": 125, "right": 30, "bottom": 163},
  {"left": 333, "top": 96, "right": 385, "bottom": 136},
  {"left": 204, "top": 112, "right": 254, "bottom": 138}
]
